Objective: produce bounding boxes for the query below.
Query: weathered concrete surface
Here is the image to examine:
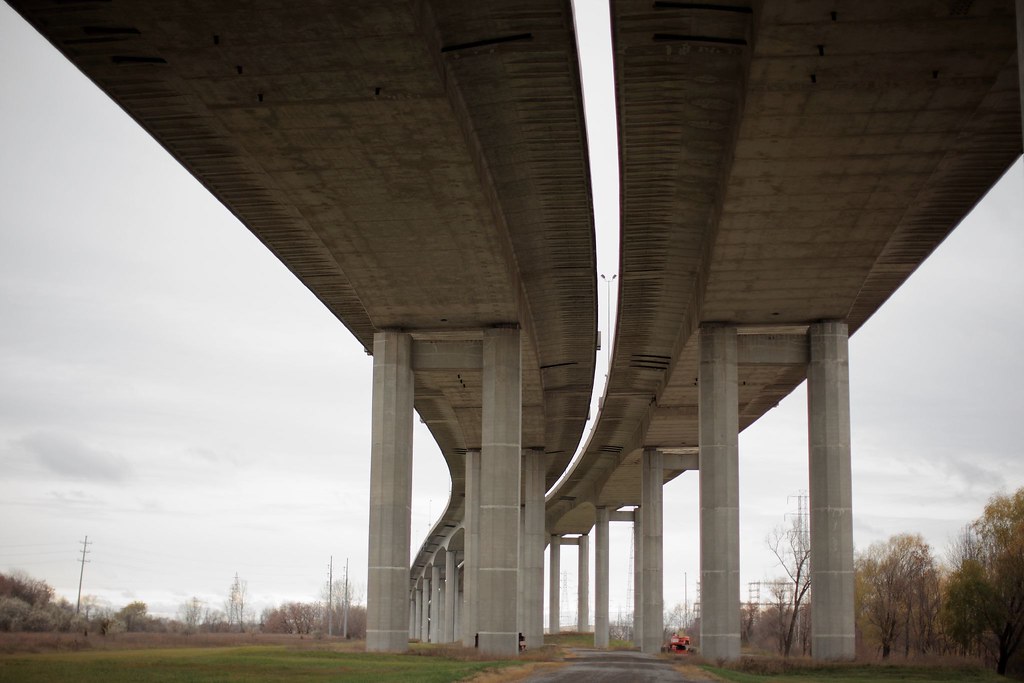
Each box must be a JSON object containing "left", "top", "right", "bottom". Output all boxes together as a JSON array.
[
  {"left": 366, "top": 331, "right": 414, "bottom": 652},
  {"left": 444, "top": 548, "right": 456, "bottom": 643},
  {"left": 522, "top": 649, "right": 699, "bottom": 682},
  {"left": 521, "top": 449, "right": 546, "bottom": 649},
  {"left": 462, "top": 449, "right": 480, "bottom": 647},
  {"left": 641, "top": 449, "right": 664, "bottom": 655},
  {"left": 476, "top": 327, "right": 522, "bottom": 656},
  {"left": 577, "top": 534, "right": 590, "bottom": 633},
  {"left": 594, "top": 508, "right": 610, "bottom": 648},
  {"left": 699, "top": 326, "right": 740, "bottom": 661},
  {"left": 808, "top": 321, "right": 855, "bottom": 659}
]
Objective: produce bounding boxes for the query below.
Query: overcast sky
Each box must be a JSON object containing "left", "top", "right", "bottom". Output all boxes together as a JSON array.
[{"left": 1, "top": 2, "right": 1022, "bottom": 625}]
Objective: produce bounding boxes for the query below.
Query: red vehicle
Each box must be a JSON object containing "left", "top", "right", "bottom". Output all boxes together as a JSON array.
[{"left": 667, "top": 633, "right": 691, "bottom": 653}]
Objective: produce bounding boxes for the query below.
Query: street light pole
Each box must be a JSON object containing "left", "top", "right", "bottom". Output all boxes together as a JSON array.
[{"left": 600, "top": 273, "right": 617, "bottom": 372}]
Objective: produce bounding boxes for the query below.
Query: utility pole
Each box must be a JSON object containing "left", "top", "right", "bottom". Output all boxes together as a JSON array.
[
  {"left": 75, "top": 535, "right": 91, "bottom": 615},
  {"left": 343, "top": 558, "right": 349, "bottom": 639},
  {"left": 328, "top": 556, "right": 334, "bottom": 637}
]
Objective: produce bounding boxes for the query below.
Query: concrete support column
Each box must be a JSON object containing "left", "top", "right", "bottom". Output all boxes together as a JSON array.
[
  {"left": 414, "top": 586, "right": 422, "bottom": 640},
  {"left": 477, "top": 327, "right": 522, "bottom": 655},
  {"left": 518, "top": 505, "right": 525, "bottom": 638},
  {"left": 808, "top": 321, "right": 855, "bottom": 659},
  {"left": 699, "top": 324, "right": 740, "bottom": 661},
  {"left": 577, "top": 534, "right": 590, "bottom": 633},
  {"left": 367, "top": 330, "right": 414, "bottom": 652},
  {"left": 594, "top": 508, "right": 610, "bottom": 648},
  {"left": 432, "top": 562, "right": 443, "bottom": 643},
  {"left": 445, "top": 548, "right": 457, "bottom": 642},
  {"left": 420, "top": 578, "right": 430, "bottom": 642},
  {"left": 462, "top": 449, "right": 481, "bottom": 646},
  {"left": 632, "top": 512, "right": 642, "bottom": 647},
  {"left": 521, "top": 449, "right": 546, "bottom": 648},
  {"left": 437, "top": 579, "right": 446, "bottom": 643},
  {"left": 641, "top": 449, "right": 664, "bottom": 654},
  {"left": 409, "top": 596, "right": 415, "bottom": 639},
  {"left": 454, "top": 569, "right": 462, "bottom": 642},
  {"left": 549, "top": 534, "right": 561, "bottom": 634}
]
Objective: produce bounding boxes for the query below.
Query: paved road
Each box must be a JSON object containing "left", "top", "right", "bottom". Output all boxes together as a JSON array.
[{"left": 522, "top": 649, "right": 705, "bottom": 682}]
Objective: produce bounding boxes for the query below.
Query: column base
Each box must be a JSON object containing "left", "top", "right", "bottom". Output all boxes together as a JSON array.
[
  {"left": 701, "top": 633, "right": 740, "bottom": 662},
  {"left": 813, "top": 634, "right": 856, "bottom": 660},
  {"left": 366, "top": 629, "right": 410, "bottom": 652},
  {"left": 477, "top": 631, "right": 520, "bottom": 656}
]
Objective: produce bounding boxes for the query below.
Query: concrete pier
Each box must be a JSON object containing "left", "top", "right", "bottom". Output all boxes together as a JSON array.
[
  {"left": 808, "top": 321, "right": 855, "bottom": 659},
  {"left": 476, "top": 328, "right": 522, "bottom": 655},
  {"left": 444, "top": 547, "right": 457, "bottom": 642},
  {"left": 549, "top": 534, "right": 561, "bottom": 634},
  {"left": 421, "top": 575, "right": 431, "bottom": 642},
  {"left": 633, "top": 511, "right": 642, "bottom": 647},
  {"left": 430, "top": 562, "right": 442, "bottom": 643},
  {"left": 641, "top": 448, "right": 663, "bottom": 654},
  {"left": 366, "top": 331, "right": 415, "bottom": 652},
  {"left": 577, "top": 534, "right": 590, "bottom": 633},
  {"left": 594, "top": 507, "right": 610, "bottom": 647},
  {"left": 413, "top": 586, "right": 422, "bottom": 640},
  {"left": 409, "top": 596, "right": 415, "bottom": 640},
  {"left": 454, "top": 570, "right": 462, "bottom": 640},
  {"left": 462, "top": 449, "right": 480, "bottom": 646},
  {"left": 521, "top": 448, "right": 546, "bottom": 648},
  {"left": 699, "top": 325, "right": 740, "bottom": 661}
]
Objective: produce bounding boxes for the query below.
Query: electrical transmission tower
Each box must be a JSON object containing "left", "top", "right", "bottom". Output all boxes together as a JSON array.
[{"left": 625, "top": 532, "right": 634, "bottom": 616}]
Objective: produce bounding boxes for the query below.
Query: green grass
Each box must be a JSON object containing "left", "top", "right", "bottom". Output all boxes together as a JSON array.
[
  {"left": 702, "top": 663, "right": 1005, "bottom": 683},
  {"left": 0, "top": 645, "right": 518, "bottom": 683}
]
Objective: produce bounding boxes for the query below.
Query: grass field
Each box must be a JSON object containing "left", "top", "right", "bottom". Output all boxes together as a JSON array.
[
  {"left": 702, "top": 662, "right": 1006, "bottom": 683},
  {"left": 0, "top": 638, "right": 521, "bottom": 683},
  {"left": 0, "top": 632, "right": 1008, "bottom": 683}
]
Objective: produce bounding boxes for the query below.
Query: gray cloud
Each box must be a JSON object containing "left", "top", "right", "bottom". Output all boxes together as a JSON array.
[{"left": 15, "top": 431, "right": 130, "bottom": 482}]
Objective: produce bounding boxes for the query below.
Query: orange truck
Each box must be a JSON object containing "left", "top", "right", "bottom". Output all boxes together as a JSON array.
[{"left": 667, "top": 633, "right": 691, "bottom": 653}]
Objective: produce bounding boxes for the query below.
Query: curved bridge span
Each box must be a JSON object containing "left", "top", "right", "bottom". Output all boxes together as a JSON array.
[{"left": 9, "top": 0, "right": 1021, "bottom": 658}]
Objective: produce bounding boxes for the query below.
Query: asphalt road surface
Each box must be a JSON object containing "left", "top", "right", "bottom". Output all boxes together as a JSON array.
[{"left": 522, "top": 649, "right": 708, "bottom": 682}]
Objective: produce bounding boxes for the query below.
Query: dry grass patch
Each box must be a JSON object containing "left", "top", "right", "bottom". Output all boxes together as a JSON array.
[
  {"left": 0, "top": 631, "right": 365, "bottom": 655},
  {"left": 699, "top": 654, "right": 1005, "bottom": 683}
]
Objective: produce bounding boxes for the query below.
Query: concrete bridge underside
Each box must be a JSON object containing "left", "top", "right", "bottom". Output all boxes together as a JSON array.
[{"left": 9, "top": 0, "right": 1021, "bottom": 659}]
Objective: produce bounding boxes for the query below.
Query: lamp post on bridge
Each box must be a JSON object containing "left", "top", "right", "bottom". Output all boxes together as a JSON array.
[{"left": 600, "top": 273, "right": 617, "bottom": 373}]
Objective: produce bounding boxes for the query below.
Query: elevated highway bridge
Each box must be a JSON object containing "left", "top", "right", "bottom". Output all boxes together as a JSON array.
[{"left": 9, "top": 0, "right": 1021, "bottom": 659}]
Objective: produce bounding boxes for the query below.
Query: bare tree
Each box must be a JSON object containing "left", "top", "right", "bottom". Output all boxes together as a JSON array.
[
  {"left": 765, "top": 512, "right": 812, "bottom": 657},
  {"left": 178, "top": 597, "right": 204, "bottom": 635},
  {"left": 609, "top": 611, "right": 633, "bottom": 643},
  {"left": 741, "top": 595, "right": 758, "bottom": 646}
]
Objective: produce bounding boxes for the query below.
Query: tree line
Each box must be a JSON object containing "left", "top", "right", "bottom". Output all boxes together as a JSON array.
[
  {"left": 736, "top": 487, "right": 1024, "bottom": 676},
  {"left": 0, "top": 571, "right": 366, "bottom": 640}
]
